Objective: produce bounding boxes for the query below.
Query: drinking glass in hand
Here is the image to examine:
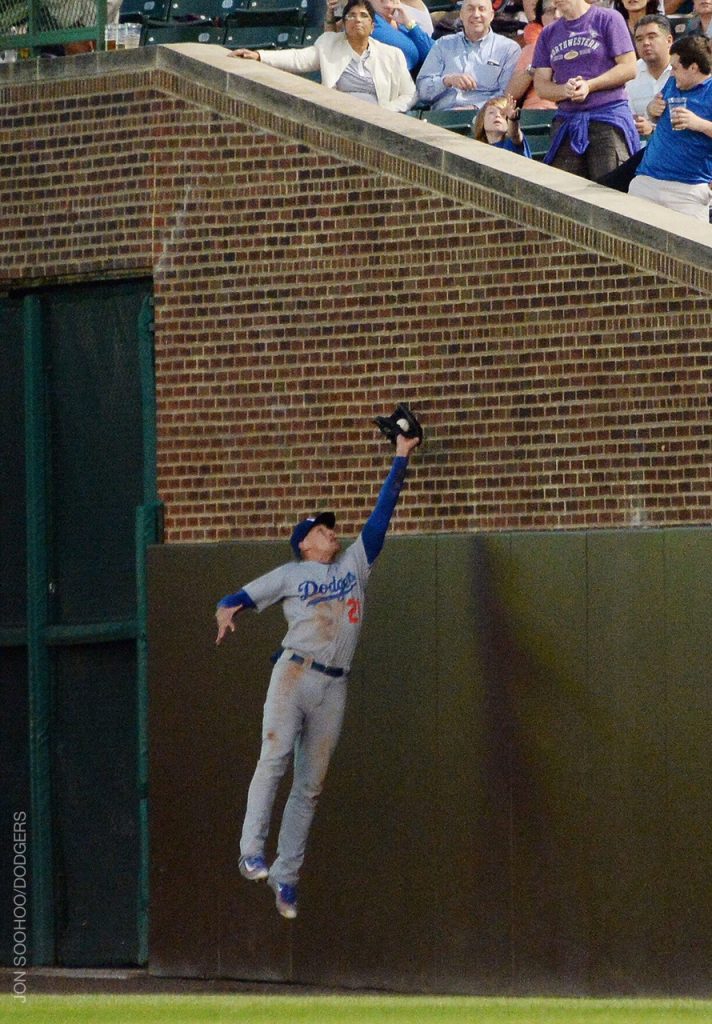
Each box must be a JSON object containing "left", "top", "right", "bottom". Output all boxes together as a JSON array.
[{"left": 667, "top": 95, "right": 687, "bottom": 131}]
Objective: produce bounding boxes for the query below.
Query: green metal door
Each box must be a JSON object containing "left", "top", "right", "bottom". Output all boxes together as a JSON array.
[{"left": 0, "top": 279, "right": 158, "bottom": 967}]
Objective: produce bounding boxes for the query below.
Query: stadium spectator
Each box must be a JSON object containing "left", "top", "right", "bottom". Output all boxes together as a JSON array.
[
  {"left": 614, "top": 0, "right": 662, "bottom": 40},
  {"left": 396, "top": 0, "right": 435, "bottom": 34},
  {"left": 665, "top": 0, "right": 692, "bottom": 13},
  {"left": 685, "top": 0, "right": 712, "bottom": 37},
  {"left": 416, "top": 0, "right": 521, "bottom": 109},
  {"left": 336, "top": 0, "right": 434, "bottom": 72},
  {"left": 428, "top": 8, "right": 463, "bottom": 40},
  {"left": 472, "top": 94, "right": 534, "bottom": 152},
  {"left": 521, "top": 0, "right": 545, "bottom": 44},
  {"left": 626, "top": 13, "right": 673, "bottom": 136},
  {"left": 229, "top": 0, "right": 416, "bottom": 111},
  {"left": 326, "top": 0, "right": 434, "bottom": 38},
  {"left": 628, "top": 33, "right": 712, "bottom": 220},
  {"left": 596, "top": 12, "right": 671, "bottom": 185},
  {"left": 532, "top": 0, "right": 639, "bottom": 178},
  {"left": 508, "top": 0, "right": 560, "bottom": 108}
]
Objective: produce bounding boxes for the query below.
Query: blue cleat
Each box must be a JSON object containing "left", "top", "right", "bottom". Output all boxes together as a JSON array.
[
  {"left": 239, "top": 855, "right": 269, "bottom": 881},
  {"left": 268, "top": 877, "right": 298, "bottom": 919}
]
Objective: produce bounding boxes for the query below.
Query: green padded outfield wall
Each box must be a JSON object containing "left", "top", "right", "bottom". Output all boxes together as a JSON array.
[{"left": 147, "top": 530, "right": 712, "bottom": 996}]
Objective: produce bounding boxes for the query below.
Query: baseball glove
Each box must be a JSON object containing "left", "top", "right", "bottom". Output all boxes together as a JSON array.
[{"left": 374, "top": 403, "right": 424, "bottom": 445}]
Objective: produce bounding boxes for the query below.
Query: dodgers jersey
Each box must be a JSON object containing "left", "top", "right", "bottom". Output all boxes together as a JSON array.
[
  {"left": 218, "top": 456, "right": 409, "bottom": 673},
  {"left": 242, "top": 536, "right": 371, "bottom": 672}
]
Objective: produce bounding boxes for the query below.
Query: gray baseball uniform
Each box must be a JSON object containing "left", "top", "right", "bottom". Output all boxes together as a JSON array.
[{"left": 218, "top": 454, "right": 410, "bottom": 887}]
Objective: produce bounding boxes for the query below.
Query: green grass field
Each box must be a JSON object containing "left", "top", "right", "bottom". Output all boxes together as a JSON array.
[{"left": 3, "top": 994, "right": 712, "bottom": 1024}]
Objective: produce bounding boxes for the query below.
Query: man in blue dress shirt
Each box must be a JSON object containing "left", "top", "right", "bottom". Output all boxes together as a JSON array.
[{"left": 416, "top": 0, "right": 520, "bottom": 111}]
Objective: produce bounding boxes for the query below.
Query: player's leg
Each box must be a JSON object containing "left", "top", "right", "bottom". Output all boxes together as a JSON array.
[
  {"left": 239, "top": 657, "right": 305, "bottom": 865},
  {"left": 269, "top": 672, "right": 347, "bottom": 887}
]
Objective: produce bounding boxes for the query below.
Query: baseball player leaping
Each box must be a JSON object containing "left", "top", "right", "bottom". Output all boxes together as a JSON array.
[{"left": 215, "top": 429, "right": 421, "bottom": 920}]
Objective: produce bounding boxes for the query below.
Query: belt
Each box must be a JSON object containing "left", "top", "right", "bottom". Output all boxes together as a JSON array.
[{"left": 271, "top": 647, "right": 345, "bottom": 678}]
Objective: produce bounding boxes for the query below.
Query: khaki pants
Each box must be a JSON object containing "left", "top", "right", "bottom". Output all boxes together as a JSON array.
[{"left": 629, "top": 174, "right": 711, "bottom": 224}]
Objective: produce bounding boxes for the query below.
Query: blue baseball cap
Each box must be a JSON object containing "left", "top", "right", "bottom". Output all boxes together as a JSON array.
[{"left": 290, "top": 512, "right": 336, "bottom": 559}]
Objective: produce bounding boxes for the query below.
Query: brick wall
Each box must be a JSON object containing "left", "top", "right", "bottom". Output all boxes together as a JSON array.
[{"left": 2, "top": 50, "right": 711, "bottom": 542}]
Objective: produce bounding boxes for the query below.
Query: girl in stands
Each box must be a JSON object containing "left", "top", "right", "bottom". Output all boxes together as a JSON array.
[{"left": 471, "top": 94, "right": 533, "bottom": 155}]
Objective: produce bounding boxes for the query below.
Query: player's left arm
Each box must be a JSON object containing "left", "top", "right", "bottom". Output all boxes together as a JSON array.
[
  {"left": 215, "top": 602, "right": 249, "bottom": 644},
  {"left": 361, "top": 433, "right": 420, "bottom": 565},
  {"left": 214, "top": 563, "right": 290, "bottom": 644},
  {"left": 215, "top": 587, "right": 256, "bottom": 644}
]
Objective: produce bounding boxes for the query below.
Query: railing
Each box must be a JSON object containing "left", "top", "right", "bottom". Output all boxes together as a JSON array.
[{"left": 0, "top": 0, "right": 107, "bottom": 57}]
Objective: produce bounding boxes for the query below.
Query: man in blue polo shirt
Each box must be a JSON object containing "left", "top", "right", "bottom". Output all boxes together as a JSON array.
[
  {"left": 416, "top": 0, "right": 520, "bottom": 111},
  {"left": 629, "top": 34, "right": 712, "bottom": 223}
]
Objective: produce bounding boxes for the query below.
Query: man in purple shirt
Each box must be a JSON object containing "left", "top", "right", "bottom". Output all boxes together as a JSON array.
[{"left": 532, "top": 0, "right": 639, "bottom": 178}]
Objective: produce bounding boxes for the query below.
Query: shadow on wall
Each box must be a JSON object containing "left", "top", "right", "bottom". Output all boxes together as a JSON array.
[{"left": 147, "top": 530, "right": 712, "bottom": 996}]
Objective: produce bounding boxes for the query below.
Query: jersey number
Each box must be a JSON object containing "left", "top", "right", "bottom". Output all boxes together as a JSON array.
[{"left": 346, "top": 598, "right": 361, "bottom": 624}]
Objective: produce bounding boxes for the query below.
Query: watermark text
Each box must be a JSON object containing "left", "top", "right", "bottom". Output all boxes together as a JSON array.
[{"left": 12, "top": 811, "right": 28, "bottom": 1001}]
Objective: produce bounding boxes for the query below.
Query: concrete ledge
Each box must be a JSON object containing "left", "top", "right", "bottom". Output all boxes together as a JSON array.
[
  {"left": 164, "top": 45, "right": 712, "bottom": 272},
  {"left": 2, "top": 41, "right": 711, "bottom": 288}
]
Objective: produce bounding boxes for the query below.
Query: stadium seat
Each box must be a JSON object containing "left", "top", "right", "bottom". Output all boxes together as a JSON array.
[
  {"left": 519, "top": 108, "right": 555, "bottom": 131},
  {"left": 141, "top": 21, "right": 226, "bottom": 41},
  {"left": 668, "top": 13, "right": 692, "bottom": 35},
  {"left": 226, "top": 0, "right": 309, "bottom": 26},
  {"left": 526, "top": 133, "right": 551, "bottom": 161},
  {"left": 492, "top": 14, "right": 523, "bottom": 37},
  {"left": 420, "top": 108, "right": 474, "bottom": 135},
  {"left": 424, "top": 0, "right": 457, "bottom": 11},
  {"left": 223, "top": 23, "right": 304, "bottom": 46},
  {"left": 120, "top": 0, "right": 171, "bottom": 22},
  {"left": 167, "top": 0, "right": 241, "bottom": 21},
  {"left": 519, "top": 108, "right": 555, "bottom": 161},
  {"left": 300, "top": 26, "right": 319, "bottom": 45}
]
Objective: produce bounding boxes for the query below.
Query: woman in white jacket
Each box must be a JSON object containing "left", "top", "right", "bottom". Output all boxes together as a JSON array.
[{"left": 228, "top": 0, "right": 416, "bottom": 112}]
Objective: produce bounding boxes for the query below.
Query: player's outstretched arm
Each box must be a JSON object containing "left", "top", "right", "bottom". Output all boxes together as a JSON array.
[
  {"left": 361, "top": 432, "right": 420, "bottom": 564},
  {"left": 396, "top": 433, "right": 421, "bottom": 458}
]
